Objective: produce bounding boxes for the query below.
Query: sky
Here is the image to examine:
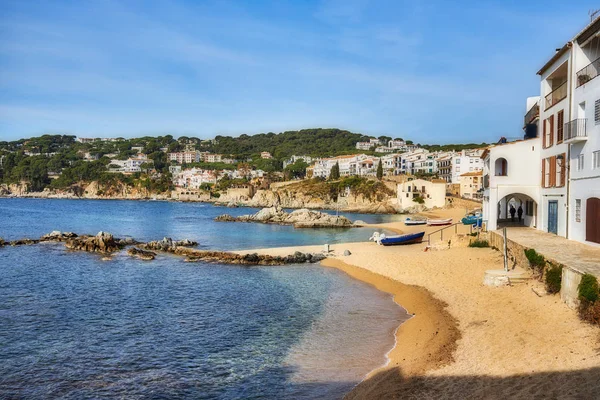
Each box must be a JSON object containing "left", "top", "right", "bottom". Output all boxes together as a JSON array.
[{"left": 0, "top": 0, "right": 598, "bottom": 144}]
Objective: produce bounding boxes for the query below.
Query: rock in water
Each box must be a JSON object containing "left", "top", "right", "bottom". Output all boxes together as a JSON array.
[
  {"left": 214, "top": 207, "right": 353, "bottom": 228},
  {"left": 40, "top": 231, "right": 79, "bottom": 242},
  {"left": 65, "top": 232, "right": 121, "bottom": 254},
  {"left": 127, "top": 247, "right": 157, "bottom": 261}
]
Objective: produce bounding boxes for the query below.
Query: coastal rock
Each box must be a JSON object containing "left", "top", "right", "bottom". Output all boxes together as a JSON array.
[
  {"left": 127, "top": 247, "right": 157, "bottom": 261},
  {"left": 174, "top": 247, "right": 328, "bottom": 266},
  {"left": 215, "top": 207, "right": 354, "bottom": 228},
  {"left": 116, "top": 237, "right": 139, "bottom": 246},
  {"left": 40, "top": 231, "right": 78, "bottom": 242},
  {"left": 10, "top": 238, "right": 40, "bottom": 246},
  {"left": 65, "top": 231, "right": 121, "bottom": 254},
  {"left": 141, "top": 237, "right": 197, "bottom": 252}
]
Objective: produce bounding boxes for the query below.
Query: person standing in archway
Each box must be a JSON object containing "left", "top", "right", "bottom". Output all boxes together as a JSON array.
[
  {"left": 517, "top": 205, "right": 523, "bottom": 223},
  {"left": 510, "top": 205, "right": 516, "bottom": 222}
]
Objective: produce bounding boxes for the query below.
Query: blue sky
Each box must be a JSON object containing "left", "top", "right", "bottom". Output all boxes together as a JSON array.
[{"left": 0, "top": 0, "right": 597, "bottom": 143}]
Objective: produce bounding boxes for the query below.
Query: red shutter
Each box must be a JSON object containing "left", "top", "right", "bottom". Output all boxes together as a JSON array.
[
  {"left": 543, "top": 119, "right": 547, "bottom": 148},
  {"left": 541, "top": 158, "right": 546, "bottom": 187},
  {"left": 549, "top": 156, "right": 556, "bottom": 187},
  {"left": 559, "top": 153, "right": 566, "bottom": 187},
  {"left": 557, "top": 111, "right": 564, "bottom": 143},
  {"left": 549, "top": 115, "right": 554, "bottom": 147}
]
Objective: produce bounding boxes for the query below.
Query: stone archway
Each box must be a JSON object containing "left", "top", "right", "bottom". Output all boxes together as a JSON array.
[{"left": 497, "top": 193, "right": 537, "bottom": 228}]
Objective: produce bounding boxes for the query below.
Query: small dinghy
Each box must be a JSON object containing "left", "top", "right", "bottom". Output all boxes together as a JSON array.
[
  {"left": 461, "top": 214, "right": 482, "bottom": 226},
  {"left": 404, "top": 218, "right": 427, "bottom": 226},
  {"left": 380, "top": 231, "right": 425, "bottom": 246},
  {"left": 426, "top": 218, "right": 453, "bottom": 226}
]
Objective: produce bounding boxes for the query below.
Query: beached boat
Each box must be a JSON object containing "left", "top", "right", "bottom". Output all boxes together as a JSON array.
[
  {"left": 404, "top": 218, "right": 427, "bottom": 226},
  {"left": 379, "top": 231, "right": 425, "bottom": 246},
  {"left": 461, "top": 214, "right": 482, "bottom": 225},
  {"left": 426, "top": 218, "right": 453, "bottom": 226}
]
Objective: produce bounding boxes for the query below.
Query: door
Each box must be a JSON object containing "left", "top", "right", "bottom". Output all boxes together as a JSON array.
[
  {"left": 587, "top": 198, "right": 600, "bottom": 244},
  {"left": 548, "top": 200, "right": 558, "bottom": 235}
]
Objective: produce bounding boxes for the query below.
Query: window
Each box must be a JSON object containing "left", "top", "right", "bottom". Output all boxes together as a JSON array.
[
  {"left": 542, "top": 158, "right": 552, "bottom": 187},
  {"left": 578, "top": 154, "right": 585, "bottom": 171},
  {"left": 557, "top": 110, "right": 564, "bottom": 143},
  {"left": 594, "top": 151, "right": 600, "bottom": 169},
  {"left": 595, "top": 99, "right": 600, "bottom": 125},
  {"left": 575, "top": 199, "right": 581, "bottom": 222},
  {"left": 556, "top": 154, "right": 566, "bottom": 187},
  {"left": 543, "top": 116, "right": 555, "bottom": 148},
  {"left": 495, "top": 158, "right": 508, "bottom": 176}
]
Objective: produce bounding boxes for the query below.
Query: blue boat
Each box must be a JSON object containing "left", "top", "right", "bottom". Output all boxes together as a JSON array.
[
  {"left": 461, "top": 215, "right": 482, "bottom": 226},
  {"left": 380, "top": 231, "right": 425, "bottom": 246}
]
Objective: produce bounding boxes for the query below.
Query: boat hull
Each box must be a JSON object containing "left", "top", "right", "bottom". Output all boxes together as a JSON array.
[
  {"left": 380, "top": 232, "right": 425, "bottom": 246},
  {"left": 427, "top": 218, "right": 453, "bottom": 226},
  {"left": 404, "top": 220, "right": 427, "bottom": 226}
]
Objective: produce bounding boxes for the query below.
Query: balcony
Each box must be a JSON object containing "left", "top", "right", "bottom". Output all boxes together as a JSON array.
[
  {"left": 564, "top": 118, "right": 588, "bottom": 143},
  {"left": 576, "top": 56, "right": 600, "bottom": 87},
  {"left": 524, "top": 103, "right": 539, "bottom": 126},
  {"left": 545, "top": 81, "right": 567, "bottom": 110}
]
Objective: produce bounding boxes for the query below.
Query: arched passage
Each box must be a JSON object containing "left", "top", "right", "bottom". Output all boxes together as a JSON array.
[{"left": 497, "top": 193, "right": 537, "bottom": 228}]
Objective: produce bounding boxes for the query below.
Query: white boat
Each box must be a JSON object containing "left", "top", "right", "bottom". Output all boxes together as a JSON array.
[
  {"left": 426, "top": 218, "right": 453, "bottom": 226},
  {"left": 404, "top": 218, "right": 427, "bottom": 226}
]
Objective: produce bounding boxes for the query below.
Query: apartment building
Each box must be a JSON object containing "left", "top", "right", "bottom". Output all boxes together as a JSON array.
[
  {"left": 174, "top": 168, "right": 217, "bottom": 189},
  {"left": 169, "top": 150, "right": 201, "bottom": 164},
  {"left": 355, "top": 138, "right": 381, "bottom": 150},
  {"left": 204, "top": 153, "right": 223, "bottom": 163},
  {"left": 537, "top": 16, "right": 599, "bottom": 240},
  {"left": 310, "top": 154, "right": 382, "bottom": 178},
  {"left": 459, "top": 171, "right": 483, "bottom": 200}
]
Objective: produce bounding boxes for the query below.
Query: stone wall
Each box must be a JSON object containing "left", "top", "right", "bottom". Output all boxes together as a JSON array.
[{"left": 488, "top": 230, "right": 530, "bottom": 270}]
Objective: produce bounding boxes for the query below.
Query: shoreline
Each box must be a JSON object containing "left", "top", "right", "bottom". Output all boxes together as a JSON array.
[{"left": 320, "top": 257, "right": 460, "bottom": 398}]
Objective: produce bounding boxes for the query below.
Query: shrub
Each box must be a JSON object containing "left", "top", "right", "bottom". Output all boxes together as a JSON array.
[
  {"left": 578, "top": 274, "right": 599, "bottom": 303},
  {"left": 578, "top": 299, "right": 600, "bottom": 325},
  {"left": 413, "top": 195, "right": 425, "bottom": 204},
  {"left": 468, "top": 239, "right": 489, "bottom": 248},
  {"left": 545, "top": 264, "right": 563, "bottom": 294},
  {"left": 524, "top": 249, "right": 545, "bottom": 269}
]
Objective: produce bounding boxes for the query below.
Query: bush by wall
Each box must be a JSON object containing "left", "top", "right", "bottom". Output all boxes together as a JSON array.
[
  {"left": 578, "top": 274, "right": 599, "bottom": 303},
  {"left": 578, "top": 300, "right": 600, "bottom": 325},
  {"left": 468, "top": 239, "right": 489, "bottom": 248},
  {"left": 524, "top": 248, "right": 545, "bottom": 270},
  {"left": 544, "top": 264, "right": 563, "bottom": 294}
]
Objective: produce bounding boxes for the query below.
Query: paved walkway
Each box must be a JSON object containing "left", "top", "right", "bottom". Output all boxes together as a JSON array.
[{"left": 500, "top": 227, "right": 600, "bottom": 277}]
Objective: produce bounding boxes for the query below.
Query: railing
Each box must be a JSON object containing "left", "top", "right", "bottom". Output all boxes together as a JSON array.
[
  {"left": 564, "top": 118, "right": 588, "bottom": 141},
  {"left": 544, "top": 81, "right": 567, "bottom": 110},
  {"left": 524, "top": 103, "right": 539, "bottom": 126},
  {"left": 427, "top": 223, "right": 474, "bottom": 246},
  {"left": 576, "top": 56, "right": 600, "bottom": 87}
]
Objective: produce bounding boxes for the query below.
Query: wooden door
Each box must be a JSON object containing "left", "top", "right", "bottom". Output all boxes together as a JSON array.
[
  {"left": 548, "top": 200, "right": 558, "bottom": 235},
  {"left": 586, "top": 198, "right": 600, "bottom": 244}
]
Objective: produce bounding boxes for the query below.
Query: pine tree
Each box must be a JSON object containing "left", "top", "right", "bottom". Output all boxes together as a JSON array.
[
  {"left": 330, "top": 162, "right": 340, "bottom": 180},
  {"left": 376, "top": 160, "right": 383, "bottom": 180}
]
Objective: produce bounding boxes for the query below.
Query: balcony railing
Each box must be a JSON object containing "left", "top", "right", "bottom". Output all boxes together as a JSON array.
[
  {"left": 564, "top": 118, "right": 588, "bottom": 142},
  {"left": 576, "top": 56, "right": 600, "bottom": 87},
  {"left": 544, "top": 81, "right": 567, "bottom": 110},
  {"left": 524, "top": 103, "right": 539, "bottom": 126}
]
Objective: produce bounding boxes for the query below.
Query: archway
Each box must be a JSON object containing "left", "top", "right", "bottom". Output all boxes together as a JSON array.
[{"left": 497, "top": 193, "right": 537, "bottom": 228}]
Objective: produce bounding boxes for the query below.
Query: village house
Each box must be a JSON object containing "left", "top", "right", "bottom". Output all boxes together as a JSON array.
[
  {"left": 260, "top": 152, "right": 273, "bottom": 159},
  {"left": 174, "top": 168, "right": 217, "bottom": 189},
  {"left": 169, "top": 150, "right": 201, "bottom": 164},
  {"left": 397, "top": 178, "right": 446, "bottom": 210},
  {"left": 459, "top": 170, "right": 483, "bottom": 200},
  {"left": 203, "top": 153, "right": 223, "bottom": 163},
  {"left": 355, "top": 138, "right": 380, "bottom": 150}
]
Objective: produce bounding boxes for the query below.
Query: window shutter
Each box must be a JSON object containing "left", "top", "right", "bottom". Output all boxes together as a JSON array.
[
  {"left": 595, "top": 99, "right": 600, "bottom": 125},
  {"left": 549, "top": 115, "right": 554, "bottom": 147},
  {"left": 557, "top": 110, "right": 564, "bottom": 143},
  {"left": 542, "top": 158, "right": 546, "bottom": 187},
  {"left": 550, "top": 156, "right": 556, "bottom": 187},
  {"left": 543, "top": 119, "right": 547, "bottom": 148},
  {"left": 559, "top": 153, "right": 566, "bottom": 187}
]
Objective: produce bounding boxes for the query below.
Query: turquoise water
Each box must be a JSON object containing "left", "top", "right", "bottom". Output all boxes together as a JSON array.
[{"left": 0, "top": 199, "right": 408, "bottom": 399}]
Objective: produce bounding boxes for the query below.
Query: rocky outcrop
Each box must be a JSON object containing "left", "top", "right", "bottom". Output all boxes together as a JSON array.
[
  {"left": 9, "top": 238, "right": 39, "bottom": 246},
  {"left": 175, "top": 248, "right": 327, "bottom": 265},
  {"left": 215, "top": 207, "right": 354, "bottom": 228},
  {"left": 141, "top": 237, "right": 198, "bottom": 252},
  {"left": 40, "top": 231, "right": 78, "bottom": 242},
  {"left": 65, "top": 231, "right": 122, "bottom": 254},
  {"left": 127, "top": 247, "right": 157, "bottom": 260}
]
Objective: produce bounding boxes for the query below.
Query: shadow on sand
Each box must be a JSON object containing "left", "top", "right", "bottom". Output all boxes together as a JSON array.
[{"left": 343, "top": 366, "right": 600, "bottom": 399}]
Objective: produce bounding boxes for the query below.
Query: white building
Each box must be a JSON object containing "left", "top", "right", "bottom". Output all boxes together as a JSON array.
[
  {"left": 450, "top": 149, "right": 484, "bottom": 184},
  {"left": 283, "top": 155, "right": 314, "bottom": 168},
  {"left": 481, "top": 138, "right": 541, "bottom": 231},
  {"left": 174, "top": 168, "right": 217, "bottom": 189},
  {"left": 397, "top": 178, "right": 446, "bottom": 210},
  {"left": 260, "top": 152, "right": 273, "bottom": 159},
  {"left": 536, "top": 16, "right": 599, "bottom": 242},
  {"left": 388, "top": 139, "right": 406, "bottom": 149},
  {"left": 310, "top": 154, "right": 381, "bottom": 178},
  {"left": 109, "top": 154, "right": 153, "bottom": 173},
  {"left": 204, "top": 153, "right": 223, "bottom": 163},
  {"left": 355, "top": 138, "right": 381, "bottom": 150}
]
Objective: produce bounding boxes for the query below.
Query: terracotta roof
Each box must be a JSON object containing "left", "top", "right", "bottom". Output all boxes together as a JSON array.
[{"left": 460, "top": 171, "right": 483, "bottom": 177}]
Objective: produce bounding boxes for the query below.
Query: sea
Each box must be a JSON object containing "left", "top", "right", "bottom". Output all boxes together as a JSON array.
[{"left": 0, "top": 199, "right": 409, "bottom": 399}]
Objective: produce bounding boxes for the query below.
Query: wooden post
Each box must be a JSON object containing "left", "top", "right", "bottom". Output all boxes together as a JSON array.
[{"left": 503, "top": 227, "right": 508, "bottom": 272}]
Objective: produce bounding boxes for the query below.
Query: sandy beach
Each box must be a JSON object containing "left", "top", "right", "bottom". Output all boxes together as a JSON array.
[{"left": 244, "top": 210, "right": 600, "bottom": 399}]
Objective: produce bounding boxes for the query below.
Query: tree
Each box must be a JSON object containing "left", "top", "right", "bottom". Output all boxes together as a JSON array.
[
  {"left": 376, "top": 160, "right": 383, "bottom": 180},
  {"left": 284, "top": 160, "right": 308, "bottom": 179},
  {"left": 329, "top": 162, "right": 340, "bottom": 180}
]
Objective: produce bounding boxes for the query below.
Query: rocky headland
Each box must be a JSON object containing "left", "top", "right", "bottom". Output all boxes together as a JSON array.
[{"left": 215, "top": 206, "right": 356, "bottom": 228}]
